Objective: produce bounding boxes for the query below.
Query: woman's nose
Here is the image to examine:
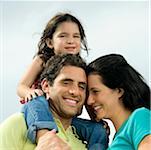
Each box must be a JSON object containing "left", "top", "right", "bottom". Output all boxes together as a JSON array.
[{"left": 87, "top": 94, "right": 95, "bottom": 105}]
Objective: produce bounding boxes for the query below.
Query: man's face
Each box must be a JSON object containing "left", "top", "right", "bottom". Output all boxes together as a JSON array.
[{"left": 47, "top": 66, "right": 87, "bottom": 119}]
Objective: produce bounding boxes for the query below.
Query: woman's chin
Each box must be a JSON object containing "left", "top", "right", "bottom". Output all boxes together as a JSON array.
[{"left": 95, "top": 113, "right": 106, "bottom": 121}]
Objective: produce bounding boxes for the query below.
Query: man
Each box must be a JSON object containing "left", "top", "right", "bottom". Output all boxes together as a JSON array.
[
  {"left": 0, "top": 54, "right": 87, "bottom": 150},
  {"left": 0, "top": 54, "right": 109, "bottom": 150}
]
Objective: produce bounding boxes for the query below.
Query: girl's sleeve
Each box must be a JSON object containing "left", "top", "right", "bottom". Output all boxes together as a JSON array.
[{"left": 21, "top": 96, "right": 58, "bottom": 143}]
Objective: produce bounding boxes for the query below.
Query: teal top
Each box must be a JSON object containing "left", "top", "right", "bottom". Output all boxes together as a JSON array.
[{"left": 108, "top": 107, "right": 151, "bottom": 150}]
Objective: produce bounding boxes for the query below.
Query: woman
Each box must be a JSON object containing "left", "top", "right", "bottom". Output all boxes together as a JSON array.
[{"left": 86, "top": 53, "right": 151, "bottom": 149}]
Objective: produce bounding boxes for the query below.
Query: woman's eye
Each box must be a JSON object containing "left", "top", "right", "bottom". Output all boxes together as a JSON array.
[{"left": 92, "top": 90, "right": 99, "bottom": 94}]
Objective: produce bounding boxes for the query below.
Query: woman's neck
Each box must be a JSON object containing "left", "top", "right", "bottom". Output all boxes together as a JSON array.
[{"left": 111, "top": 107, "right": 131, "bottom": 132}]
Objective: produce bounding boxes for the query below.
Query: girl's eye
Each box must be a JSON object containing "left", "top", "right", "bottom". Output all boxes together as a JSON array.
[
  {"left": 59, "top": 35, "right": 66, "bottom": 37},
  {"left": 74, "top": 35, "right": 80, "bottom": 38}
]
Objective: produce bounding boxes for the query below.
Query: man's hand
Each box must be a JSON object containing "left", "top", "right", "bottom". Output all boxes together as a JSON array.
[{"left": 35, "top": 129, "right": 71, "bottom": 150}]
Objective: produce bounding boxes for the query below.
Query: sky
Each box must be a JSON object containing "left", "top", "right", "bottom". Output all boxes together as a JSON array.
[{"left": 0, "top": 0, "right": 150, "bottom": 143}]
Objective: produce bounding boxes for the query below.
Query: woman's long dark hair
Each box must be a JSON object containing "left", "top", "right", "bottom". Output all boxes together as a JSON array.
[{"left": 87, "top": 54, "right": 150, "bottom": 111}]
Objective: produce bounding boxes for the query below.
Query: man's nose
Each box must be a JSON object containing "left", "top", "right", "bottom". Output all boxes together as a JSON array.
[{"left": 68, "top": 85, "right": 80, "bottom": 96}]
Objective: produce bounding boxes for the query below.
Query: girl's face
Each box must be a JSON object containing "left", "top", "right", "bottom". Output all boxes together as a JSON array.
[
  {"left": 87, "top": 74, "right": 123, "bottom": 121},
  {"left": 48, "top": 21, "right": 81, "bottom": 55}
]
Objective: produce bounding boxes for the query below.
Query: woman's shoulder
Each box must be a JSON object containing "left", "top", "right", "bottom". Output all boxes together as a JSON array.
[
  {"left": 129, "top": 107, "right": 150, "bottom": 124},
  {"left": 132, "top": 107, "right": 150, "bottom": 116}
]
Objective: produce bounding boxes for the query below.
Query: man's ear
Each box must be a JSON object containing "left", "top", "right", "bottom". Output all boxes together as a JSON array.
[
  {"left": 41, "top": 78, "right": 50, "bottom": 99},
  {"left": 46, "top": 38, "right": 53, "bottom": 49}
]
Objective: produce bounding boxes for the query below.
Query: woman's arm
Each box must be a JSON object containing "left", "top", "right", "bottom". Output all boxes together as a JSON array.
[
  {"left": 17, "top": 55, "right": 44, "bottom": 101},
  {"left": 138, "top": 135, "right": 151, "bottom": 150}
]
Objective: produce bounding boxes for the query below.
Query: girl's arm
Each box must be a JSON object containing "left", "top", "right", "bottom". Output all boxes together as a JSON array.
[{"left": 17, "top": 55, "right": 44, "bottom": 101}]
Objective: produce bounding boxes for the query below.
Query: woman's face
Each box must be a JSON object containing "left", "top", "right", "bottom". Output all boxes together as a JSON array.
[{"left": 87, "top": 74, "right": 123, "bottom": 121}]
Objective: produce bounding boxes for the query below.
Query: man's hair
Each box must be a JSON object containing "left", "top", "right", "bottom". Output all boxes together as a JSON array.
[{"left": 40, "top": 54, "right": 87, "bottom": 86}]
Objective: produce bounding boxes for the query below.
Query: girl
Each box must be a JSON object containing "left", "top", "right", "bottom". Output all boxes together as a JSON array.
[
  {"left": 86, "top": 53, "right": 151, "bottom": 149},
  {"left": 17, "top": 12, "right": 88, "bottom": 102},
  {"left": 17, "top": 12, "right": 109, "bottom": 150}
]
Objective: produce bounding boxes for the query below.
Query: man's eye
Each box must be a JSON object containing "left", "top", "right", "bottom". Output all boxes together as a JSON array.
[
  {"left": 63, "top": 81, "right": 69, "bottom": 84},
  {"left": 79, "top": 85, "right": 86, "bottom": 90}
]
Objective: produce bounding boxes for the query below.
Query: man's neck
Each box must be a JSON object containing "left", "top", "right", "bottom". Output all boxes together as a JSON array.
[
  {"left": 58, "top": 117, "right": 72, "bottom": 130},
  {"left": 51, "top": 110, "right": 72, "bottom": 130}
]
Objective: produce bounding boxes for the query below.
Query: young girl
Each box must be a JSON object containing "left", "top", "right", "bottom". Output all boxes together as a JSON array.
[{"left": 17, "top": 12, "right": 109, "bottom": 150}]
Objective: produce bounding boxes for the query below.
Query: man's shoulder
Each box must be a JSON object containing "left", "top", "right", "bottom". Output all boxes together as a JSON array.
[
  {"left": 0, "top": 113, "right": 32, "bottom": 149},
  {"left": 1, "top": 112, "right": 24, "bottom": 122},
  {"left": 0, "top": 112, "right": 26, "bottom": 130}
]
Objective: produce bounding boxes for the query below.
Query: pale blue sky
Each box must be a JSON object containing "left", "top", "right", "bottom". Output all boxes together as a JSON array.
[{"left": 0, "top": 0, "right": 150, "bottom": 132}]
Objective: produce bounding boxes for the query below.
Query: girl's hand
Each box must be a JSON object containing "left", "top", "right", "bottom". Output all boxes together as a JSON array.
[{"left": 25, "top": 89, "right": 43, "bottom": 102}]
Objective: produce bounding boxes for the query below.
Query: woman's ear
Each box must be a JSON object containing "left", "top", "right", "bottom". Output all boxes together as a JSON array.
[
  {"left": 41, "top": 78, "right": 50, "bottom": 100},
  {"left": 118, "top": 88, "right": 124, "bottom": 99},
  {"left": 46, "top": 38, "right": 53, "bottom": 49}
]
